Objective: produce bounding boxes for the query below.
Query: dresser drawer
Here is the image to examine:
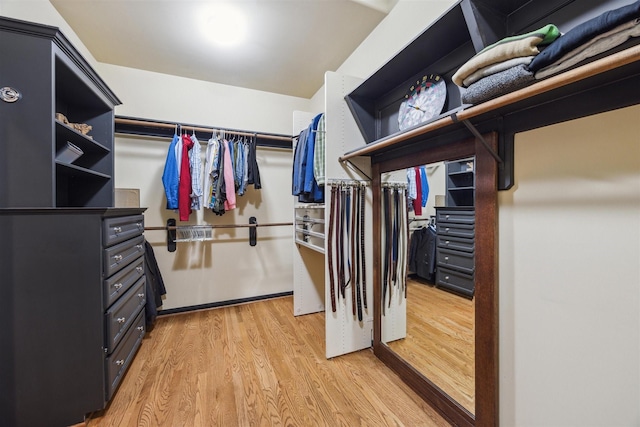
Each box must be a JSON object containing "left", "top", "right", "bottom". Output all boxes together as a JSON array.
[
  {"left": 103, "top": 215, "right": 144, "bottom": 247},
  {"left": 105, "top": 309, "right": 145, "bottom": 401},
  {"left": 104, "top": 234, "right": 145, "bottom": 277},
  {"left": 437, "top": 248, "right": 474, "bottom": 275},
  {"left": 104, "top": 256, "right": 144, "bottom": 309},
  {"left": 105, "top": 277, "right": 146, "bottom": 354},
  {"left": 437, "top": 223, "right": 474, "bottom": 239},
  {"left": 436, "top": 235, "right": 474, "bottom": 253},
  {"left": 436, "top": 267, "right": 474, "bottom": 297},
  {"left": 436, "top": 208, "right": 475, "bottom": 225}
]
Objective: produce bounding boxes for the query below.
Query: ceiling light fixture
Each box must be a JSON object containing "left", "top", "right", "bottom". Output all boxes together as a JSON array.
[{"left": 202, "top": 4, "right": 248, "bottom": 47}]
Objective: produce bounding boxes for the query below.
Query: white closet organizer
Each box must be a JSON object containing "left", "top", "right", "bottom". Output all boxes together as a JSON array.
[
  {"left": 294, "top": 204, "right": 325, "bottom": 253},
  {"left": 292, "top": 72, "right": 374, "bottom": 359}
]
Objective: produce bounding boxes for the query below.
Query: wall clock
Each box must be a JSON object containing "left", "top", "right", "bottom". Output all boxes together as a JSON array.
[{"left": 398, "top": 74, "right": 447, "bottom": 131}]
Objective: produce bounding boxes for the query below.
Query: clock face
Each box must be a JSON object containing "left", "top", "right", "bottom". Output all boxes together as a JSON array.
[{"left": 398, "top": 74, "right": 447, "bottom": 131}]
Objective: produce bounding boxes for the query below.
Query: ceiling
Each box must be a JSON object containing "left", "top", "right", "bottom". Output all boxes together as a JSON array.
[{"left": 50, "top": 0, "right": 397, "bottom": 99}]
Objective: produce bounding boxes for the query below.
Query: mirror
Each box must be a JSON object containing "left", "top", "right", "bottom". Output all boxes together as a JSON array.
[
  {"left": 380, "top": 158, "right": 475, "bottom": 415},
  {"left": 371, "top": 134, "right": 498, "bottom": 426}
]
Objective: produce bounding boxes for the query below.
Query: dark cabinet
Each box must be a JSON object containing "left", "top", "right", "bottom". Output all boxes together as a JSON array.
[
  {"left": 0, "top": 17, "right": 145, "bottom": 427},
  {"left": 0, "top": 16, "right": 120, "bottom": 208},
  {"left": 435, "top": 157, "right": 476, "bottom": 297},
  {"left": 0, "top": 208, "right": 146, "bottom": 427},
  {"left": 435, "top": 207, "right": 475, "bottom": 297},
  {"left": 446, "top": 157, "right": 475, "bottom": 207}
]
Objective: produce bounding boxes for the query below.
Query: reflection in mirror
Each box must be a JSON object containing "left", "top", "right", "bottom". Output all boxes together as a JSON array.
[{"left": 381, "top": 158, "right": 475, "bottom": 415}]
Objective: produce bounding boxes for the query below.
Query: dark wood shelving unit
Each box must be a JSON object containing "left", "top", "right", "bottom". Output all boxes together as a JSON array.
[{"left": 344, "top": 0, "right": 640, "bottom": 190}]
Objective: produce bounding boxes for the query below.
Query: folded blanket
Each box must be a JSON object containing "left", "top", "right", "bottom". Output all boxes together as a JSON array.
[
  {"left": 453, "top": 24, "right": 560, "bottom": 86},
  {"left": 461, "top": 64, "right": 535, "bottom": 105},
  {"left": 529, "top": 0, "right": 640, "bottom": 72},
  {"left": 536, "top": 18, "right": 640, "bottom": 79},
  {"left": 462, "top": 55, "right": 535, "bottom": 87}
]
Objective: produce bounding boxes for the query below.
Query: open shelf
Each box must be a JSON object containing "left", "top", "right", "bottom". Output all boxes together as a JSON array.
[{"left": 342, "top": 0, "right": 640, "bottom": 190}]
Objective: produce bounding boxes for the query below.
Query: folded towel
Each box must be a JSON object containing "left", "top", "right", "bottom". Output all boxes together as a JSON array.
[
  {"left": 529, "top": 0, "right": 640, "bottom": 72},
  {"left": 461, "top": 64, "right": 535, "bottom": 105},
  {"left": 536, "top": 18, "right": 640, "bottom": 79},
  {"left": 453, "top": 24, "right": 560, "bottom": 87}
]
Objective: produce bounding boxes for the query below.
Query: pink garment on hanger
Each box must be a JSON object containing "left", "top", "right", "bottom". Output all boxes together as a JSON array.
[
  {"left": 179, "top": 134, "right": 194, "bottom": 221},
  {"left": 222, "top": 139, "right": 236, "bottom": 211}
]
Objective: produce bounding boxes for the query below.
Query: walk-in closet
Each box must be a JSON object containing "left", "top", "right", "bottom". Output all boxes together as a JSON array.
[{"left": 1, "top": 1, "right": 639, "bottom": 426}]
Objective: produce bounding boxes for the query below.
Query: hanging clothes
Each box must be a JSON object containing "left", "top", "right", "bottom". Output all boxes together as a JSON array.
[
  {"left": 144, "top": 239, "right": 167, "bottom": 329},
  {"left": 211, "top": 139, "right": 227, "bottom": 216},
  {"left": 222, "top": 138, "right": 236, "bottom": 211},
  {"left": 313, "top": 113, "right": 326, "bottom": 186},
  {"left": 163, "top": 126, "right": 263, "bottom": 217},
  {"left": 247, "top": 135, "right": 261, "bottom": 189},
  {"left": 161, "top": 132, "right": 180, "bottom": 210},
  {"left": 413, "top": 167, "right": 422, "bottom": 216},
  {"left": 292, "top": 126, "right": 310, "bottom": 196},
  {"left": 408, "top": 224, "right": 437, "bottom": 282},
  {"left": 190, "top": 133, "right": 203, "bottom": 210},
  {"left": 203, "top": 135, "right": 220, "bottom": 209},
  {"left": 292, "top": 113, "right": 324, "bottom": 203},
  {"left": 178, "top": 134, "right": 194, "bottom": 221},
  {"left": 420, "top": 165, "right": 429, "bottom": 208}
]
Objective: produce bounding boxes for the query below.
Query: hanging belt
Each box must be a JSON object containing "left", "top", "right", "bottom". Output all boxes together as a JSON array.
[
  {"left": 382, "top": 187, "right": 390, "bottom": 316},
  {"left": 327, "top": 185, "right": 338, "bottom": 313},
  {"left": 352, "top": 185, "right": 362, "bottom": 321},
  {"left": 359, "top": 184, "right": 367, "bottom": 310},
  {"left": 391, "top": 188, "right": 399, "bottom": 286},
  {"left": 338, "top": 186, "right": 346, "bottom": 299},
  {"left": 401, "top": 187, "right": 409, "bottom": 298}
]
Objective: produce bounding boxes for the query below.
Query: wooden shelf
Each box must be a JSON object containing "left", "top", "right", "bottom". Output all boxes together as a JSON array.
[{"left": 341, "top": 43, "right": 640, "bottom": 189}]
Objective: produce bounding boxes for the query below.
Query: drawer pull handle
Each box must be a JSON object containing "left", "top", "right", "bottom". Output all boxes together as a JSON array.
[
  {"left": 114, "top": 255, "right": 123, "bottom": 262},
  {"left": 115, "top": 359, "right": 125, "bottom": 366},
  {"left": 445, "top": 228, "right": 450, "bottom": 232},
  {"left": 444, "top": 256, "right": 449, "bottom": 261},
  {"left": 136, "top": 244, "right": 143, "bottom": 250},
  {"left": 136, "top": 222, "right": 143, "bottom": 229},
  {"left": 137, "top": 326, "right": 144, "bottom": 332},
  {"left": 117, "top": 317, "right": 126, "bottom": 324},
  {"left": 446, "top": 240, "right": 450, "bottom": 244},
  {"left": 445, "top": 214, "right": 450, "bottom": 219},
  {"left": 138, "top": 293, "right": 145, "bottom": 298},
  {"left": 114, "top": 283, "right": 123, "bottom": 290},
  {"left": 113, "top": 227, "right": 122, "bottom": 233},
  {"left": 445, "top": 276, "right": 450, "bottom": 280},
  {"left": 136, "top": 266, "right": 143, "bottom": 273}
]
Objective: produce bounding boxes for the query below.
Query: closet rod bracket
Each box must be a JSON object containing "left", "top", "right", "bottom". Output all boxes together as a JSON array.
[
  {"left": 339, "top": 158, "right": 372, "bottom": 181},
  {"left": 452, "top": 114, "right": 504, "bottom": 168}
]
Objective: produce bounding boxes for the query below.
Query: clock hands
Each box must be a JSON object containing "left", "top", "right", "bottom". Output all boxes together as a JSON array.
[{"left": 407, "top": 104, "right": 426, "bottom": 112}]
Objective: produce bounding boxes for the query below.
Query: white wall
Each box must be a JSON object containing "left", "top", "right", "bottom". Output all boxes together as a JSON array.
[
  {"left": 1, "top": 0, "right": 98, "bottom": 66},
  {"left": 499, "top": 104, "right": 640, "bottom": 426},
  {"left": 99, "top": 63, "right": 310, "bottom": 311}
]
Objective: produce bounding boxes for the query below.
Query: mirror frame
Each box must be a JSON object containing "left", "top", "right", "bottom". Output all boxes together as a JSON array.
[{"left": 371, "top": 133, "right": 498, "bottom": 426}]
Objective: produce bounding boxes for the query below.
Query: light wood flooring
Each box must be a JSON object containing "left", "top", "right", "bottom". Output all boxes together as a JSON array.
[
  {"left": 386, "top": 279, "right": 475, "bottom": 414},
  {"left": 83, "top": 296, "right": 450, "bottom": 427}
]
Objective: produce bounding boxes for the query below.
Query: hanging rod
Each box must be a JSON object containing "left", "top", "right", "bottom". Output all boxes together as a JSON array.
[
  {"left": 114, "top": 115, "right": 293, "bottom": 149},
  {"left": 144, "top": 222, "right": 293, "bottom": 231},
  {"left": 145, "top": 218, "right": 293, "bottom": 251}
]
